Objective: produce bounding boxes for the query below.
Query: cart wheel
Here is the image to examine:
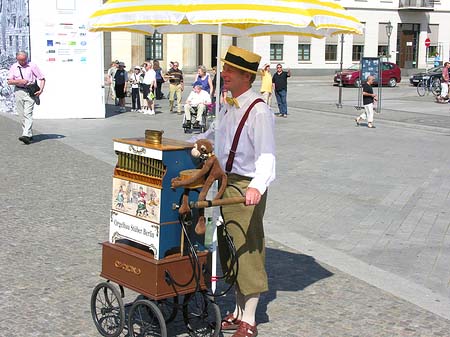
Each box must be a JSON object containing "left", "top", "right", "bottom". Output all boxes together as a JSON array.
[
  {"left": 90, "top": 282, "right": 125, "bottom": 337},
  {"left": 128, "top": 299, "right": 167, "bottom": 337},
  {"left": 183, "top": 292, "right": 221, "bottom": 337},
  {"left": 158, "top": 296, "right": 179, "bottom": 323},
  {"left": 136, "top": 295, "right": 179, "bottom": 323}
]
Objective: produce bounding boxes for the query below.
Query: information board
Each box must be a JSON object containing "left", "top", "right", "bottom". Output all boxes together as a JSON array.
[{"left": 360, "top": 57, "right": 381, "bottom": 84}]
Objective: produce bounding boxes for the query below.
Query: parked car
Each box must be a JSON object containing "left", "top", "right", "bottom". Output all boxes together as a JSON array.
[
  {"left": 409, "top": 65, "right": 443, "bottom": 86},
  {"left": 334, "top": 62, "right": 401, "bottom": 87}
]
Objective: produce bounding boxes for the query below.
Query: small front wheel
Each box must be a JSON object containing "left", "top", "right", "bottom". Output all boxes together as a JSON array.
[
  {"left": 128, "top": 299, "right": 167, "bottom": 337},
  {"left": 90, "top": 282, "right": 125, "bottom": 337},
  {"left": 417, "top": 80, "right": 426, "bottom": 96}
]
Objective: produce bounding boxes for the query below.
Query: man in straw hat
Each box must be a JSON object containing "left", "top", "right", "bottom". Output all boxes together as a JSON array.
[{"left": 192, "top": 45, "right": 276, "bottom": 337}]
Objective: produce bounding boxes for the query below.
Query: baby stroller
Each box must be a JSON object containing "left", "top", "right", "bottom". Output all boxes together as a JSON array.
[{"left": 182, "top": 103, "right": 214, "bottom": 133}]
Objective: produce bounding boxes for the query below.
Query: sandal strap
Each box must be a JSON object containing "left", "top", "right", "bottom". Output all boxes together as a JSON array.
[
  {"left": 232, "top": 321, "right": 258, "bottom": 337},
  {"left": 221, "top": 313, "right": 241, "bottom": 330}
]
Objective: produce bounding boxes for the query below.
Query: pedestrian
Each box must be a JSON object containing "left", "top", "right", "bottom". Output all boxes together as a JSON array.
[
  {"left": 212, "top": 66, "right": 226, "bottom": 105},
  {"left": 142, "top": 62, "right": 156, "bottom": 115},
  {"left": 434, "top": 52, "right": 441, "bottom": 67},
  {"left": 191, "top": 45, "right": 276, "bottom": 337},
  {"left": 272, "top": 63, "right": 291, "bottom": 117},
  {"left": 114, "top": 62, "right": 128, "bottom": 112},
  {"left": 129, "top": 66, "right": 142, "bottom": 112},
  {"left": 7, "top": 51, "right": 46, "bottom": 145},
  {"left": 153, "top": 60, "right": 165, "bottom": 100},
  {"left": 194, "top": 65, "right": 213, "bottom": 97},
  {"left": 165, "top": 61, "right": 184, "bottom": 114},
  {"left": 439, "top": 61, "right": 449, "bottom": 100},
  {"left": 107, "top": 60, "right": 119, "bottom": 105},
  {"left": 355, "top": 75, "right": 377, "bottom": 128},
  {"left": 259, "top": 63, "right": 272, "bottom": 106}
]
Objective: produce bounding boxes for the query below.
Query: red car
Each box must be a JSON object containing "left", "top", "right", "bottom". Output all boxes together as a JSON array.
[{"left": 334, "top": 62, "right": 401, "bottom": 87}]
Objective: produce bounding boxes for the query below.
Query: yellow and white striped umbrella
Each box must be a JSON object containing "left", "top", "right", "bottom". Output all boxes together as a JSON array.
[{"left": 89, "top": 0, "right": 363, "bottom": 38}]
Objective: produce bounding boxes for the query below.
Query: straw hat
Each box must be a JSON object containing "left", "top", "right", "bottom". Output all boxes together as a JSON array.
[{"left": 221, "top": 46, "right": 261, "bottom": 74}]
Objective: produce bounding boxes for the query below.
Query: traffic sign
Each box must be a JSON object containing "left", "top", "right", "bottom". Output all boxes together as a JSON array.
[{"left": 425, "top": 38, "right": 431, "bottom": 48}]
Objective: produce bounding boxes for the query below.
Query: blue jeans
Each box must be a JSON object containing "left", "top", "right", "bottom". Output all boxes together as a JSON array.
[{"left": 275, "top": 89, "right": 287, "bottom": 115}]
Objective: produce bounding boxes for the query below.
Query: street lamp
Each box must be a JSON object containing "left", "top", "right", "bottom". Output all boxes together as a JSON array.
[{"left": 385, "top": 21, "right": 393, "bottom": 62}]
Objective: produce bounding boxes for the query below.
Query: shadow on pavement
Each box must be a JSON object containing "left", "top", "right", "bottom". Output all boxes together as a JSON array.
[
  {"left": 258, "top": 247, "right": 334, "bottom": 323},
  {"left": 216, "top": 246, "right": 334, "bottom": 325},
  {"left": 31, "top": 133, "right": 65, "bottom": 143}
]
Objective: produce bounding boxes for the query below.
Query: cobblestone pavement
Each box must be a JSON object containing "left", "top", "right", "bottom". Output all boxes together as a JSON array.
[{"left": 2, "top": 77, "right": 450, "bottom": 336}]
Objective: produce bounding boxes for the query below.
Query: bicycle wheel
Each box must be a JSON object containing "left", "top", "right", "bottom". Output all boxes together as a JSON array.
[
  {"left": 417, "top": 80, "right": 426, "bottom": 96},
  {"left": 128, "top": 299, "right": 167, "bottom": 337},
  {"left": 90, "top": 282, "right": 125, "bottom": 337},
  {"left": 432, "top": 78, "right": 441, "bottom": 96}
]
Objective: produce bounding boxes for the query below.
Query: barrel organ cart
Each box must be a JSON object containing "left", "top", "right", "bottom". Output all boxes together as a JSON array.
[{"left": 90, "top": 131, "right": 222, "bottom": 337}]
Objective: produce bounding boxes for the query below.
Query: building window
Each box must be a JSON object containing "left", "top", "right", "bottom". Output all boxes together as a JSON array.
[
  {"left": 298, "top": 44, "right": 310, "bottom": 61},
  {"left": 270, "top": 43, "right": 283, "bottom": 61},
  {"left": 352, "top": 45, "right": 364, "bottom": 61},
  {"left": 428, "top": 46, "right": 438, "bottom": 58},
  {"left": 145, "top": 32, "right": 163, "bottom": 60},
  {"left": 325, "top": 44, "right": 337, "bottom": 61},
  {"left": 378, "top": 45, "right": 388, "bottom": 58}
]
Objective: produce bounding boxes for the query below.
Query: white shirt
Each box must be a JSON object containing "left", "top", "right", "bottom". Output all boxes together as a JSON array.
[
  {"left": 191, "top": 89, "right": 276, "bottom": 194},
  {"left": 143, "top": 69, "right": 156, "bottom": 85},
  {"left": 186, "top": 89, "right": 211, "bottom": 106},
  {"left": 130, "top": 72, "right": 141, "bottom": 88}
]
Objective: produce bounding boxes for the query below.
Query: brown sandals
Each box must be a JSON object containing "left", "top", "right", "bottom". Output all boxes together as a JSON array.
[{"left": 221, "top": 313, "right": 242, "bottom": 330}]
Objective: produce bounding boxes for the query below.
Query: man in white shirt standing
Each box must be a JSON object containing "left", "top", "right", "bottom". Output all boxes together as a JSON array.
[
  {"left": 183, "top": 84, "right": 211, "bottom": 128},
  {"left": 142, "top": 62, "right": 156, "bottom": 115}
]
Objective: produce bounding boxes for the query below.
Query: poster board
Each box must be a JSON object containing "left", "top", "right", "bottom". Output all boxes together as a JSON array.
[
  {"left": 360, "top": 57, "right": 381, "bottom": 84},
  {"left": 29, "top": 0, "right": 105, "bottom": 119}
]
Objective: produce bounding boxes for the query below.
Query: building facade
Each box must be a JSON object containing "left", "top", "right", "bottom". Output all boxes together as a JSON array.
[{"left": 105, "top": 0, "right": 450, "bottom": 75}]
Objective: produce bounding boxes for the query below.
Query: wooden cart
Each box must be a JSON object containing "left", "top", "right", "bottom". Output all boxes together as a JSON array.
[{"left": 90, "top": 134, "right": 221, "bottom": 337}]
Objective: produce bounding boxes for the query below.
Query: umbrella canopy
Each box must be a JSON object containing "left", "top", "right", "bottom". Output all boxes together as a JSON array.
[{"left": 89, "top": 0, "right": 363, "bottom": 38}]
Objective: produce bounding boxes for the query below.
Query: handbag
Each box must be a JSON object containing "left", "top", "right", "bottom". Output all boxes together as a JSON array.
[
  {"left": 18, "top": 66, "right": 40, "bottom": 95},
  {"left": 26, "top": 80, "right": 40, "bottom": 96}
]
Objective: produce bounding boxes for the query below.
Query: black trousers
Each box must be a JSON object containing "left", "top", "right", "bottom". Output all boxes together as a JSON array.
[{"left": 131, "top": 88, "right": 141, "bottom": 110}]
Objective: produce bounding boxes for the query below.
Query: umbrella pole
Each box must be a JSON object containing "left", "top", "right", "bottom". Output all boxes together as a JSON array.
[
  {"left": 211, "top": 23, "right": 222, "bottom": 295},
  {"left": 214, "top": 23, "right": 222, "bottom": 120}
]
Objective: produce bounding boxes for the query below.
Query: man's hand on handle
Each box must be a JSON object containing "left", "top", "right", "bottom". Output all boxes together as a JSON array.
[{"left": 245, "top": 187, "right": 261, "bottom": 206}]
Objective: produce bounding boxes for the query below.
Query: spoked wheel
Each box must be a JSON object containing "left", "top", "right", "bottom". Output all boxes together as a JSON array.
[
  {"left": 432, "top": 78, "right": 441, "bottom": 96},
  {"left": 417, "top": 80, "right": 426, "bottom": 96},
  {"left": 157, "top": 296, "right": 179, "bottom": 323},
  {"left": 90, "top": 282, "right": 125, "bottom": 337},
  {"left": 135, "top": 295, "right": 179, "bottom": 323},
  {"left": 128, "top": 299, "right": 167, "bottom": 337},
  {"left": 183, "top": 292, "right": 221, "bottom": 337}
]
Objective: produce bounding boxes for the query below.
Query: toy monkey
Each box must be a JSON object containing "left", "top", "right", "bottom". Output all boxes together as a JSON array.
[{"left": 171, "top": 139, "right": 227, "bottom": 235}]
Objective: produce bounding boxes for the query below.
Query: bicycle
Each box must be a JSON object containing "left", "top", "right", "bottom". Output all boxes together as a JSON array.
[{"left": 417, "top": 76, "right": 441, "bottom": 97}]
